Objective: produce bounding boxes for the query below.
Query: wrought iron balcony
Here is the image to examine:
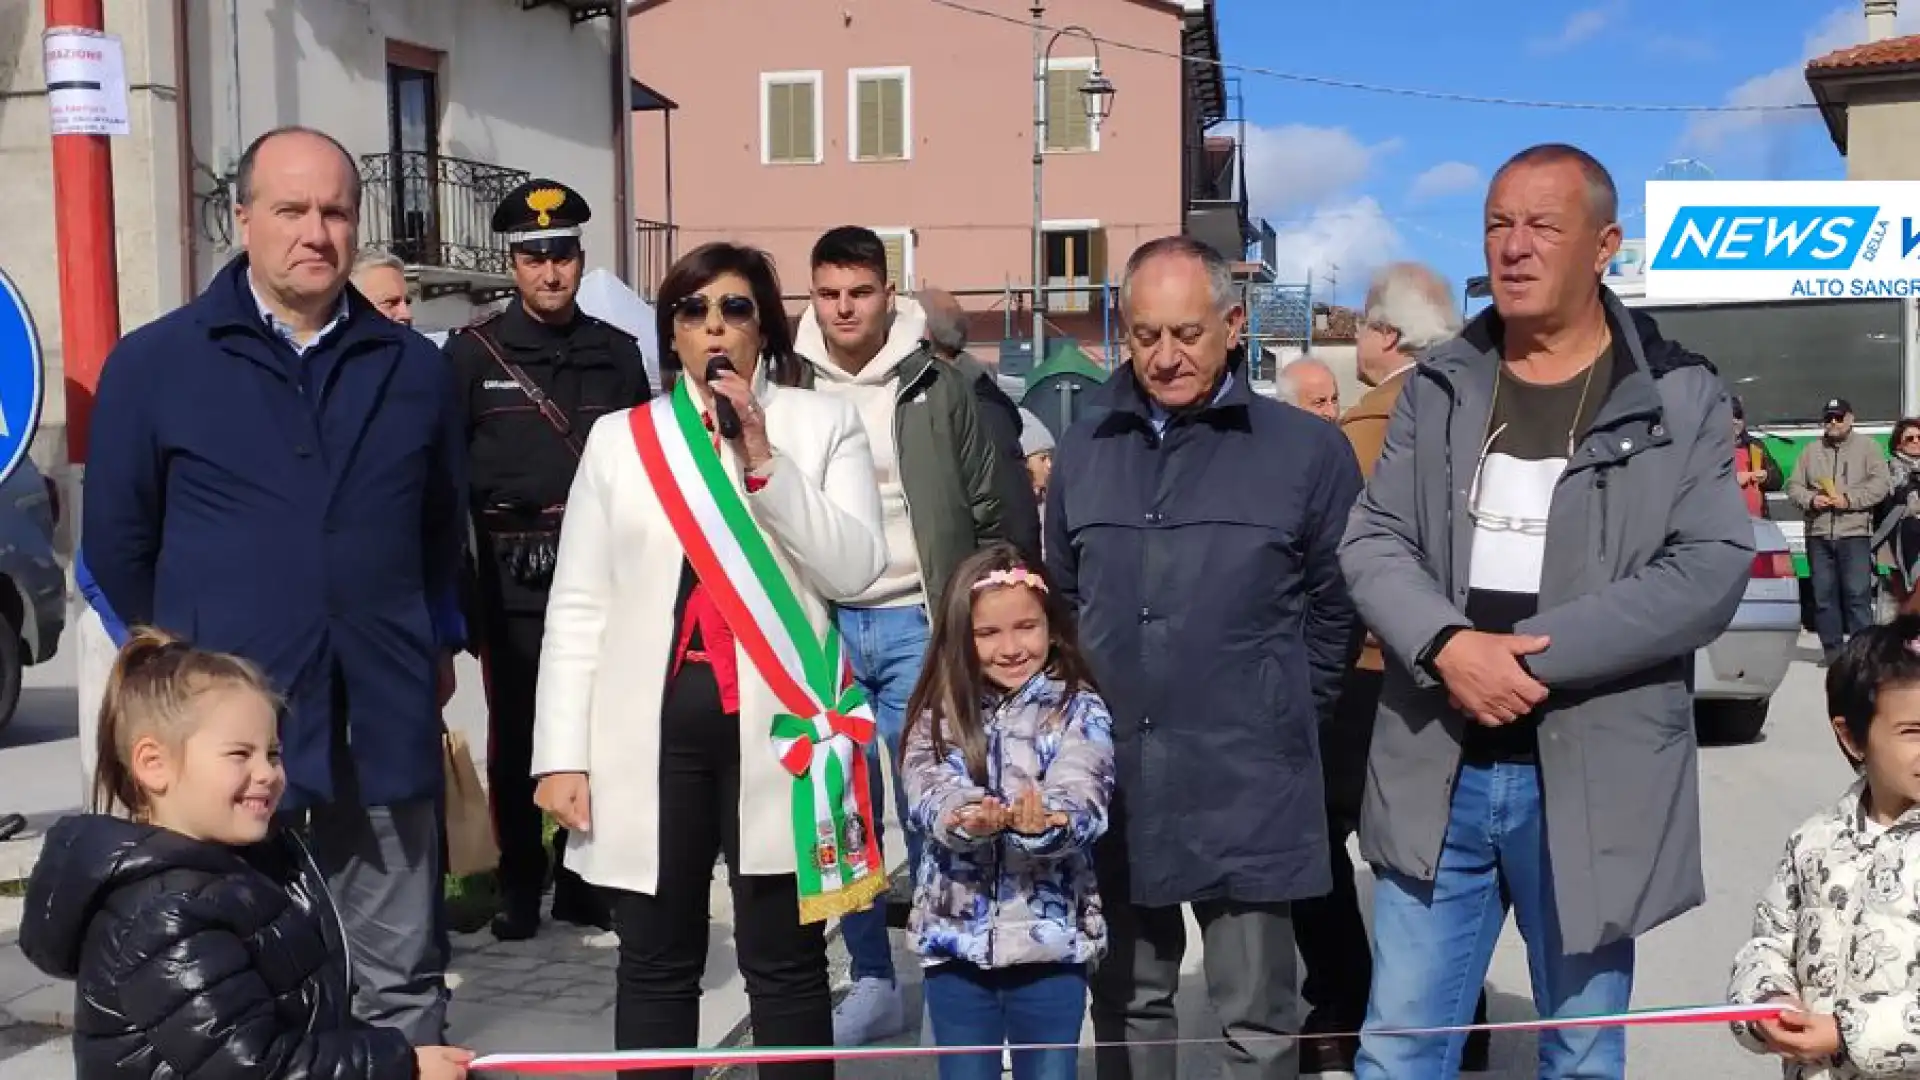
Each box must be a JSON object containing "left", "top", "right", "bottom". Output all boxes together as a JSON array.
[
  {"left": 519, "top": 0, "right": 615, "bottom": 22},
  {"left": 636, "top": 218, "right": 678, "bottom": 301},
  {"left": 1185, "top": 134, "right": 1260, "bottom": 269},
  {"left": 359, "top": 151, "right": 530, "bottom": 292}
]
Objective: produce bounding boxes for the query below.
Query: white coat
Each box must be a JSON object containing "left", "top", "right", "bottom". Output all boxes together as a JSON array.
[{"left": 531, "top": 376, "right": 887, "bottom": 895}]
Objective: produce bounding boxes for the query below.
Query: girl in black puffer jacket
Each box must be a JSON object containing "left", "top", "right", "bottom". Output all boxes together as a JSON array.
[{"left": 18, "top": 628, "right": 474, "bottom": 1080}]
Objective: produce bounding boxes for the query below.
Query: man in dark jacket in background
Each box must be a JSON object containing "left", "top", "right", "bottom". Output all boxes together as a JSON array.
[
  {"left": 445, "top": 178, "right": 650, "bottom": 941},
  {"left": 83, "top": 126, "right": 467, "bottom": 1044},
  {"left": 918, "top": 285, "right": 1041, "bottom": 565},
  {"left": 1047, "top": 235, "right": 1361, "bottom": 1080}
]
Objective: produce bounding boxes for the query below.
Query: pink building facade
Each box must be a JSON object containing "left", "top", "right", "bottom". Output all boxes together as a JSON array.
[{"left": 629, "top": 0, "right": 1247, "bottom": 364}]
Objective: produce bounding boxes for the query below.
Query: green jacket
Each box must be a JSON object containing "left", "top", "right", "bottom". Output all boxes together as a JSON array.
[{"left": 795, "top": 318, "right": 1011, "bottom": 610}]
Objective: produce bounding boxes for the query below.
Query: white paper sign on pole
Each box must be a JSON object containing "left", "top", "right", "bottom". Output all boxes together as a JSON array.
[{"left": 43, "top": 27, "right": 132, "bottom": 137}]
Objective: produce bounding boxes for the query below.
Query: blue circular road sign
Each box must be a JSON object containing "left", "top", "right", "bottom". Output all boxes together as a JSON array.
[{"left": 0, "top": 269, "right": 47, "bottom": 487}]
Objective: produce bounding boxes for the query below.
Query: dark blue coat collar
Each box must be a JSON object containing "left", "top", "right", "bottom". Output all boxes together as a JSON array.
[
  {"left": 194, "top": 254, "right": 399, "bottom": 353},
  {"left": 1103, "top": 346, "right": 1255, "bottom": 422}
]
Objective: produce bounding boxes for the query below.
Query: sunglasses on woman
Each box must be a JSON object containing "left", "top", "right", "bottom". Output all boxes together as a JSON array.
[{"left": 673, "top": 293, "right": 757, "bottom": 327}]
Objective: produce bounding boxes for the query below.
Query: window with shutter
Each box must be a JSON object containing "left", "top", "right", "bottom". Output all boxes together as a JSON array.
[
  {"left": 762, "top": 72, "right": 821, "bottom": 165},
  {"left": 850, "top": 69, "right": 910, "bottom": 161},
  {"left": 1044, "top": 64, "right": 1094, "bottom": 152},
  {"left": 1044, "top": 226, "right": 1105, "bottom": 313},
  {"left": 872, "top": 230, "right": 912, "bottom": 289}
]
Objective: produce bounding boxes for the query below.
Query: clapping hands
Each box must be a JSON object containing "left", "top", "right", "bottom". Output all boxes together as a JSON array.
[{"left": 948, "top": 788, "right": 1069, "bottom": 837}]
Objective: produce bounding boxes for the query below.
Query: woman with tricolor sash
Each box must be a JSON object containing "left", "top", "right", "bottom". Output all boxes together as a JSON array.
[{"left": 530, "top": 242, "right": 889, "bottom": 1078}]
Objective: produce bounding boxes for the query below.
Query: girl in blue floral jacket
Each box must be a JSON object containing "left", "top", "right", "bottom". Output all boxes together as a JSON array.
[{"left": 902, "top": 543, "right": 1115, "bottom": 1080}]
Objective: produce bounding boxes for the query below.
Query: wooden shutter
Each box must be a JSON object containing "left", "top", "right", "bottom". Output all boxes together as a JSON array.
[
  {"left": 855, "top": 75, "right": 906, "bottom": 160},
  {"left": 768, "top": 82, "right": 794, "bottom": 162},
  {"left": 856, "top": 79, "right": 881, "bottom": 159},
  {"left": 880, "top": 233, "right": 908, "bottom": 288},
  {"left": 789, "top": 80, "right": 816, "bottom": 161},
  {"left": 1045, "top": 67, "right": 1091, "bottom": 151},
  {"left": 768, "top": 79, "right": 815, "bottom": 163},
  {"left": 878, "top": 77, "right": 905, "bottom": 158}
]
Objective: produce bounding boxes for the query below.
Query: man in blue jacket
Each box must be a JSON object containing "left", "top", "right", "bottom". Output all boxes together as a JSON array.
[
  {"left": 1047, "top": 235, "right": 1362, "bottom": 1080},
  {"left": 82, "top": 125, "right": 467, "bottom": 1044}
]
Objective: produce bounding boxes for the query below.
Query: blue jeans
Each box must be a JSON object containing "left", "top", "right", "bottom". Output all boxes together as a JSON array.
[
  {"left": 1357, "top": 761, "right": 1635, "bottom": 1080},
  {"left": 1808, "top": 534, "right": 1875, "bottom": 655},
  {"left": 837, "top": 604, "right": 931, "bottom": 983},
  {"left": 924, "top": 962, "right": 1086, "bottom": 1080}
]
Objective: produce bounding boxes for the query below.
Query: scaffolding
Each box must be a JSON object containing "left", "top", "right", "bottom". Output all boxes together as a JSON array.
[
  {"left": 1244, "top": 282, "right": 1314, "bottom": 381},
  {"left": 782, "top": 277, "right": 1316, "bottom": 382}
]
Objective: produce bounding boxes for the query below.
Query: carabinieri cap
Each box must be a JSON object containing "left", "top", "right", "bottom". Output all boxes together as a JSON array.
[{"left": 492, "top": 178, "right": 591, "bottom": 258}]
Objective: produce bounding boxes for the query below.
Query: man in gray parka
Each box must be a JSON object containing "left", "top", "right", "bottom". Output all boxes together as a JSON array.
[{"left": 1339, "top": 144, "right": 1752, "bottom": 1079}]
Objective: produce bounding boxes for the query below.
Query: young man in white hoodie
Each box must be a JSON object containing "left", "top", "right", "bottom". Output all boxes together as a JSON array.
[{"left": 795, "top": 226, "right": 1021, "bottom": 1045}]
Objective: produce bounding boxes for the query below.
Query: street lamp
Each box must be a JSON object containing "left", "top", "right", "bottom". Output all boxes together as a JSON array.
[{"left": 1031, "top": 4, "right": 1116, "bottom": 368}]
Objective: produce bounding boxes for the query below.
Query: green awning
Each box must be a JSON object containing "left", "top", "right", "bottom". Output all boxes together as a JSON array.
[{"left": 1023, "top": 342, "right": 1110, "bottom": 391}]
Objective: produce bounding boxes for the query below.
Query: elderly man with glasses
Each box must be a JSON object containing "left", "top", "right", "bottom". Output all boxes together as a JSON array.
[{"left": 1295, "top": 261, "right": 1487, "bottom": 1075}]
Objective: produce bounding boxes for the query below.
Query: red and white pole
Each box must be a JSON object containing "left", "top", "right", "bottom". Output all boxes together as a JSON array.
[
  {"left": 46, "top": 0, "right": 121, "bottom": 468},
  {"left": 45, "top": 0, "right": 123, "bottom": 804}
]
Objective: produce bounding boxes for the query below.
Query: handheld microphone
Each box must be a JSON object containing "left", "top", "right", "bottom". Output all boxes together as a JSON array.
[{"left": 705, "top": 357, "right": 744, "bottom": 439}]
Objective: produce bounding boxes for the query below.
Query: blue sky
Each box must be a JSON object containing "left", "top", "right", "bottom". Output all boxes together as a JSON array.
[{"left": 1215, "top": 0, "right": 1894, "bottom": 306}]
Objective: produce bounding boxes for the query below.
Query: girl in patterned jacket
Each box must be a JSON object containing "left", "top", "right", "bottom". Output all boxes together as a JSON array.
[
  {"left": 902, "top": 543, "right": 1115, "bottom": 1080},
  {"left": 1729, "top": 615, "right": 1920, "bottom": 1078}
]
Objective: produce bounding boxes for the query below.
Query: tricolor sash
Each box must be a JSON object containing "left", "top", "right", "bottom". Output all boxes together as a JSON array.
[{"left": 629, "top": 382, "right": 887, "bottom": 923}]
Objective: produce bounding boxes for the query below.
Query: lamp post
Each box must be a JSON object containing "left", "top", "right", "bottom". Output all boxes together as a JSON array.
[{"left": 1030, "top": 4, "right": 1115, "bottom": 368}]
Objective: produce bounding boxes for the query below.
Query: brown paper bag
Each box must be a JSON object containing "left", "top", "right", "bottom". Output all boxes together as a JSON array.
[{"left": 443, "top": 730, "right": 500, "bottom": 878}]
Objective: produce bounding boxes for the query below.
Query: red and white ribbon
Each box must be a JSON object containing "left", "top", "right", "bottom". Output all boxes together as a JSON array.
[{"left": 469, "top": 1001, "right": 1790, "bottom": 1073}]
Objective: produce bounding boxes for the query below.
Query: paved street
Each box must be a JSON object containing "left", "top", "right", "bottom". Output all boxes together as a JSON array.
[{"left": 0, "top": 616, "right": 1853, "bottom": 1078}]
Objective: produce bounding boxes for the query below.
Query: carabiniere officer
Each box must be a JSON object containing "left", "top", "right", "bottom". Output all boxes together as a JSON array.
[{"left": 443, "top": 178, "right": 653, "bottom": 940}]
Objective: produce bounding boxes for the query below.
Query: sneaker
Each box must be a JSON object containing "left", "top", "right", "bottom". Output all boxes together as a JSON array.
[{"left": 832, "top": 977, "right": 906, "bottom": 1045}]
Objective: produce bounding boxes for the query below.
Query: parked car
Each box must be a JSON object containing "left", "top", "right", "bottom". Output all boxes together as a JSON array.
[
  {"left": 0, "top": 455, "right": 66, "bottom": 734},
  {"left": 1693, "top": 516, "right": 1799, "bottom": 744}
]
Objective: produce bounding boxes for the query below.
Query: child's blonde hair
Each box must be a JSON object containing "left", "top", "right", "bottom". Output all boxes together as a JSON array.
[{"left": 92, "top": 627, "right": 280, "bottom": 817}]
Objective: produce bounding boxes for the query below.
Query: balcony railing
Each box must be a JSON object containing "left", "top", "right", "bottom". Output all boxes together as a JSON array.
[
  {"left": 636, "top": 218, "right": 678, "bottom": 300},
  {"left": 1186, "top": 134, "right": 1273, "bottom": 271},
  {"left": 359, "top": 151, "right": 530, "bottom": 280},
  {"left": 1187, "top": 135, "right": 1242, "bottom": 206}
]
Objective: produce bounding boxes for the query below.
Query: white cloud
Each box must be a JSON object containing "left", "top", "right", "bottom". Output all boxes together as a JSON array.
[
  {"left": 1243, "top": 123, "right": 1402, "bottom": 217},
  {"left": 1265, "top": 196, "right": 1403, "bottom": 293},
  {"left": 1681, "top": 5, "right": 1920, "bottom": 167},
  {"left": 1408, "top": 161, "right": 1483, "bottom": 203},
  {"left": 1238, "top": 125, "right": 1410, "bottom": 293},
  {"left": 1644, "top": 34, "right": 1717, "bottom": 62},
  {"left": 1528, "top": 3, "right": 1626, "bottom": 55}
]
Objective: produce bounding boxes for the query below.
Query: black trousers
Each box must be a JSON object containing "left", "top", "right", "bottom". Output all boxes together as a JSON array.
[
  {"left": 1294, "top": 667, "right": 1378, "bottom": 1032},
  {"left": 483, "top": 612, "right": 572, "bottom": 900},
  {"left": 611, "top": 663, "right": 833, "bottom": 1080}
]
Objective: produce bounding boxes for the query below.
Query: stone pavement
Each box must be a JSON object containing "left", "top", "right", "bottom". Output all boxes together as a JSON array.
[{"left": 1, "top": 635, "right": 1837, "bottom": 1078}]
